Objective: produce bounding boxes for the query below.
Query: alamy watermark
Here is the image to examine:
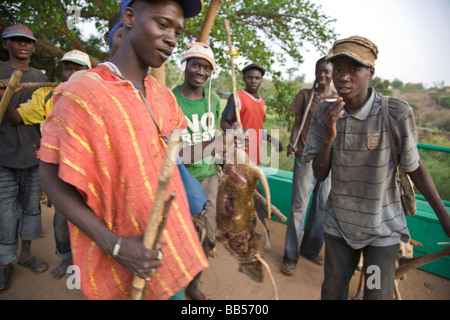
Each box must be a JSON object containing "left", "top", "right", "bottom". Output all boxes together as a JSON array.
[
  {"left": 66, "top": 265, "right": 81, "bottom": 289},
  {"left": 66, "top": 5, "right": 81, "bottom": 30},
  {"left": 171, "top": 128, "right": 281, "bottom": 172},
  {"left": 365, "top": 265, "right": 381, "bottom": 290}
]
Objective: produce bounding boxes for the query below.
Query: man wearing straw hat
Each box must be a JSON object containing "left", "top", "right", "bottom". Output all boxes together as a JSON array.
[
  {"left": 303, "top": 35, "right": 450, "bottom": 299},
  {"left": 0, "top": 24, "right": 48, "bottom": 294},
  {"left": 39, "top": 0, "right": 207, "bottom": 300}
]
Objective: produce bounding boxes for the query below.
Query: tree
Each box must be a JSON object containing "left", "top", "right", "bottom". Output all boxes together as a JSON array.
[
  {"left": 1, "top": 0, "right": 337, "bottom": 79},
  {"left": 369, "top": 76, "right": 392, "bottom": 96},
  {"left": 392, "top": 78, "right": 404, "bottom": 90}
]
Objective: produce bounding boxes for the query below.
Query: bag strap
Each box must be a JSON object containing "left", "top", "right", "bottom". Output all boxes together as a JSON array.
[
  {"left": 380, "top": 95, "right": 400, "bottom": 168},
  {"left": 96, "top": 65, "right": 168, "bottom": 144}
]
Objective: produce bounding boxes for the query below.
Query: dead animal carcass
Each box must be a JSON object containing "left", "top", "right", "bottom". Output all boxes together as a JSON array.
[{"left": 216, "top": 162, "right": 271, "bottom": 282}]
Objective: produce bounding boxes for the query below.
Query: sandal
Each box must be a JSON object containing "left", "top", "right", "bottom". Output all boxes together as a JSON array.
[
  {"left": 0, "top": 264, "right": 14, "bottom": 294},
  {"left": 17, "top": 257, "right": 49, "bottom": 274},
  {"left": 280, "top": 263, "right": 295, "bottom": 276}
]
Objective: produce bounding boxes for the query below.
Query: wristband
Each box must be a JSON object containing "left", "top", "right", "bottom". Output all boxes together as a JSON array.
[{"left": 112, "top": 236, "right": 122, "bottom": 258}]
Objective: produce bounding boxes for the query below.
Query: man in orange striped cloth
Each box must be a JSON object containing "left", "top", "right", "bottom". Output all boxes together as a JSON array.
[{"left": 38, "top": 0, "right": 208, "bottom": 300}]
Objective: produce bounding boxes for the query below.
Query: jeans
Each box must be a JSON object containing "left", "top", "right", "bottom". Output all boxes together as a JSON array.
[
  {"left": 283, "top": 155, "right": 331, "bottom": 265},
  {"left": 199, "top": 174, "right": 218, "bottom": 246},
  {"left": 322, "top": 233, "right": 399, "bottom": 300},
  {"left": 0, "top": 165, "right": 43, "bottom": 265},
  {"left": 53, "top": 209, "right": 72, "bottom": 260}
]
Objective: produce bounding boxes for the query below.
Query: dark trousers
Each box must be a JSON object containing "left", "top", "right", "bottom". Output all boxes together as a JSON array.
[{"left": 322, "top": 233, "right": 399, "bottom": 300}]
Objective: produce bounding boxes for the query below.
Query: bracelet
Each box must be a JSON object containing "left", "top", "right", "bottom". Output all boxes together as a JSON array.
[{"left": 112, "top": 236, "right": 122, "bottom": 258}]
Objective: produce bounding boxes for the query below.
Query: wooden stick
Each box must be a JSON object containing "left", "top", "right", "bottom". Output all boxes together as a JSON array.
[
  {"left": 0, "top": 81, "right": 59, "bottom": 89},
  {"left": 151, "top": 66, "right": 165, "bottom": 86},
  {"left": 131, "top": 131, "right": 181, "bottom": 300},
  {"left": 253, "top": 190, "right": 286, "bottom": 223},
  {"left": 0, "top": 70, "right": 22, "bottom": 124},
  {"left": 153, "top": 191, "right": 177, "bottom": 250},
  {"left": 223, "top": 19, "right": 242, "bottom": 129},
  {"left": 396, "top": 246, "right": 450, "bottom": 279},
  {"left": 199, "top": 0, "right": 223, "bottom": 43},
  {"left": 288, "top": 81, "right": 318, "bottom": 157}
]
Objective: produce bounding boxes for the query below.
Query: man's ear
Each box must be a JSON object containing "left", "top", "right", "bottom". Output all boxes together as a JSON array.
[
  {"left": 369, "top": 67, "right": 375, "bottom": 80},
  {"left": 103, "top": 32, "right": 109, "bottom": 45},
  {"left": 122, "top": 7, "right": 136, "bottom": 28}
]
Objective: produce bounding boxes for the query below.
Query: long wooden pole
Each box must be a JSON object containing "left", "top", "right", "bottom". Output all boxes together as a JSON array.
[
  {"left": 288, "top": 81, "right": 318, "bottom": 157},
  {"left": 0, "top": 70, "right": 22, "bottom": 124},
  {"left": 131, "top": 131, "right": 181, "bottom": 300},
  {"left": 199, "top": 0, "right": 223, "bottom": 43},
  {"left": 0, "top": 81, "right": 59, "bottom": 90},
  {"left": 151, "top": 66, "right": 165, "bottom": 86},
  {"left": 223, "top": 19, "right": 242, "bottom": 129}
]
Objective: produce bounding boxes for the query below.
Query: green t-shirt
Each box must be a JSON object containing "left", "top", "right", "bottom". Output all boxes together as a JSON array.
[{"left": 172, "top": 86, "right": 221, "bottom": 181}]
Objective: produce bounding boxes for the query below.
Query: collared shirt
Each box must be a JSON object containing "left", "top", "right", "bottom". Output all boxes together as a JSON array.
[
  {"left": 39, "top": 63, "right": 208, "bottom": 300},
  {"left": 304, "top": 89, "right": 419, "bottom": 249}
]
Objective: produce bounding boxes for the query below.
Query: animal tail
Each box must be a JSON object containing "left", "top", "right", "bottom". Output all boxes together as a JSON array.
[{"left": 252, "top": 165, "right": 271, "bottom": 219}]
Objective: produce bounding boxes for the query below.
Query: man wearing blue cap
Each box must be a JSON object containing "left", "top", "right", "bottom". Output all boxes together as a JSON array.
[
  {"left": 0, "top": 24, "right": 49, "bottom": 293},
  {"left": 39, "top": 0, "right": 207, "bottom": 300}
]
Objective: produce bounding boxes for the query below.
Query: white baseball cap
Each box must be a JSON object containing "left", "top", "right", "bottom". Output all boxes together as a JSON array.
[{"left": 59, "top": 49, "right": 92, "bottom": 69}]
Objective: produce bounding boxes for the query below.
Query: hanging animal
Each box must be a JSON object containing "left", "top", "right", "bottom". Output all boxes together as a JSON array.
[{"left": 216, "top": 157, "right": 271, "bottom": 283}]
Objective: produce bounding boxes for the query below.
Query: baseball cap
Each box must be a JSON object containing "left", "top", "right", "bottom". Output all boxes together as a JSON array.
[
  {"left": 119, "top": 0, "right": 203, "bottom": 18},
  {"left": 2, "top": 25, "right": 37, "bottom": 42},
  {"left": 242, "top": 63, "right": 265, "bottom": 76},
  {"left": 326, "top": 35, "right": 378, "bottom": 67},
  {"left": 59, "top": 50, "right": 92, "bottom": 69},
  {"left": 181, "top": 42, "right": 215, "bottom": 70}
]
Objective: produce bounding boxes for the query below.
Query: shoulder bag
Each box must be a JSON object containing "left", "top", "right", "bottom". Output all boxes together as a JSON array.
[{"left": 380, "top": 96, "right": 416, "bottom": 216}]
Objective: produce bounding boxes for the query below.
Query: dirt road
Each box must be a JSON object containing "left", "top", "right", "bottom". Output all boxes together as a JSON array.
[{"left": 1, "top": 205, "right": 449, "bottom": 300}]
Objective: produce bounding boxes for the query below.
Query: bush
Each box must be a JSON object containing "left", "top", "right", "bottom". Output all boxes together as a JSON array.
[{"left": 439, "top": 96, "right": 450, "bottom": 109}]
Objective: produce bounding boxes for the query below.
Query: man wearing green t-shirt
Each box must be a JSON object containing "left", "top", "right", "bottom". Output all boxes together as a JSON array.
[{"left": 172, "top": 42, "right": 220, "bottom": 300}]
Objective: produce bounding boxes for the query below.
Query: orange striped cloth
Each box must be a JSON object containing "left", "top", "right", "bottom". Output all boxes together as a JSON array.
[{"left": 39, "top": 64, "right": 208, "bottom": 300}]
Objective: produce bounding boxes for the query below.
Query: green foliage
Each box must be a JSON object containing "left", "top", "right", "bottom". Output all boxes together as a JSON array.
[
  {"left": 439, "top": 96, "right": 450, "bottom": 109},
  {"left": 1, "top": 0, "right": 337, "bottom": 81},
  {"left": 263, "top": 77, "right": 302, "bottom": 129},
  {"left": 418, "top": 143, "right": 450, "bottom": 201},
  {"left": 180, "top": 0, "right": 337, "bottom": 75},
  {"left": 392, "top": 78, "right": 404, "bottom": 90},
  {"left": 402, "top": 82, "right": 426, "bottom": 93},
  {"left": 369, "top": 76, "right": 392, "bottom": 95}
]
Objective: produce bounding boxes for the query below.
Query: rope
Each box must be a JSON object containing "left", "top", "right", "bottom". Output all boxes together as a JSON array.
[{"left": 255, "top": 253, "right": 278, "bottom": 300}]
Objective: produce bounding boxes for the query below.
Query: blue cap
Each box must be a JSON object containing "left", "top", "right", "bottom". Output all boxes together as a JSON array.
[
  {"left": 2, "top": 25, "right": 37, "bottom": 41},
  {"left": 119, "top": 0, "right": 203, "bottom": 18}
]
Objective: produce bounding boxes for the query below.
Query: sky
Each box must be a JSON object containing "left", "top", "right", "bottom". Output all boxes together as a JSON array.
[{"left": 295, "top": 0, "right": 450, "bottom": 87}]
